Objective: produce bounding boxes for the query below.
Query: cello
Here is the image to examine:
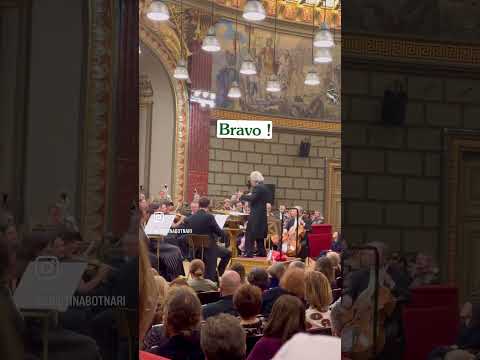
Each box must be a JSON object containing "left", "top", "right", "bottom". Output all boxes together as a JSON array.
[{"left": 281, "top": 209, "right": 305, "bottom": 257}]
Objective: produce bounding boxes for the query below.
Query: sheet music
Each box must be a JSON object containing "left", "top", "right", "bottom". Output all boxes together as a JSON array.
[
  {"left": 14, "top": 259, "right": 87, "bottom": 312},
  {"left": 214, "top": 214, "right": 229, "bottom": 229},
  {"left": 144, "top": 213, "right": 176, "bottom": 236}
]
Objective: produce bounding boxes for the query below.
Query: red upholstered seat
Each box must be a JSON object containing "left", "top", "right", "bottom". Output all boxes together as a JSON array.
[
  {"left": 402, "top": 306, "right": 458, "bottom": 360},
  {"left": 409, "top": 285, "right": 459, "bottom": 309},
  {"left": 140, "top": 350, "right": 170, "bottom": 360}
]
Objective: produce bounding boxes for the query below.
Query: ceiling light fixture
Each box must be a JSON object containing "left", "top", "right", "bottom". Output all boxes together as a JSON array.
[
  {"left": 305, "top": 6, "right": 320, "bottom": 86},
  {"left": 202, "top": 0, "right": 221, "bottom": 52},
  {"left": 146, "top": 0, "right": 170, "bottom": 22},
  {"left": 314, "top": 2, "right": 334, "bottom": 48},
  {"left": 173, "top": 0, "right": 189, "bottom": 80},
  {"left": 240, "top": 25, "right": 257, "bottom": 75},
  {"left": 266, "top": 0, "right": 280, "bottom": 93},
  {"left": 243, "top": 0, "right": 266, "bottom": 22},
  {"left": 314, "top": 47, "right": 332, "bottom": 63},
  {"left": 228, "top": 2, "right": 242, "bottom": 99},
  {"left": 190, "top": 89, "right": 216, "bottom": 108}
]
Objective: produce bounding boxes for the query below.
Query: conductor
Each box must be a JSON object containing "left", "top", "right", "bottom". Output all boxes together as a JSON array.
[{"left": 240, "top": 171, "right": 272, "bottom": 258}]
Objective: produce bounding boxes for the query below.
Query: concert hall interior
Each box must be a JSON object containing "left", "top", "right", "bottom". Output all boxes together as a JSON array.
[{"left": 139, "top": 0, "right": 341, "bottom": 359}]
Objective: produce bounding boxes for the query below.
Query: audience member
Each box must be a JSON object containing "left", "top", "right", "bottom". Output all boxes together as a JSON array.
[
  {"left": 247, "top": 268, "right": 270, "bottom": 292},
  {"left": 149, "top": 286, "right": 204, "bottom": 360},
  {"left": 188, "top": 259, "right": 218, "bottom": 292},
  {"left": 230, "top": 262, "right": 246, "bottom": 284},
  {"left": 169, "top": 276, "right": 189, "bottom": 288},
  {"left": 315, "top": 256, "right": 335, "bottom": 287},
  {"left": 203, "top": 270, "right": 241, "bottom": 319},
  {"left": 234, "top": 284, "right": 265, "bottom": 337},
  {"left": 267, "top": 263, "right": 285, "bottom": 289},
  {"left": 288, "top": 260, "right": 305, "bottom": 270},
  {"left": 305, "top": 271, "right": 333, "bottom": 330},
  {"left": 262, "top": 267, "right": 305, "bottom": 316},
  {"left": 200, "top": 314, "right": 246, "bottom": 360},
  {"left": 248, "top": 295, "right": 306, "bottom": 360},
  {"left": 271, "top": 333, "right": 340, "bottom": 360},
  {"left": 457, "top": 302, "right": 480, "bottom": 350}
]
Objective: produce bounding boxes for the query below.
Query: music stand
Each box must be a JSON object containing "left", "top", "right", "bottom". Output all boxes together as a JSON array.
[{"left": 187, "top": 234, "right": 210, "bottom": 261}]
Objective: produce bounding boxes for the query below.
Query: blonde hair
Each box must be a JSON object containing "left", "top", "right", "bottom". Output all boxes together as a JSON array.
[
  {"left": 153, "top": 275, "right": 169, "bottom": 324},
  {"left": 305, "top": 271, "right": 333, "bottom": 311},
  {"left": 280, "top": 267, "right": 306, "bottom": 299},
  {"left": 139, "top": 234, "right": 159, "bottom": 345}
]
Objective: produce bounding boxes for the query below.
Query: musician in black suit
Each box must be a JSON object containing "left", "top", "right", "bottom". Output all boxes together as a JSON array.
[
  {"left": 240, "top": 171, "right": 272, "bottom": 258},
  {"left": 183, "top": 197, "right": 231, "bottom": 281}
]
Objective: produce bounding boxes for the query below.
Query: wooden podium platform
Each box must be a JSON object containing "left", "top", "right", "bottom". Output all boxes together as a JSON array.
[{"left": 230, "top": 256, "right": 299, "bottom": 274}]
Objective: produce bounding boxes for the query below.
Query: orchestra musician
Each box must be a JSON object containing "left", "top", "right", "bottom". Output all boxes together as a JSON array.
[
  {"left": 183, "top": 197, "right": 231, "bottom": 281},
  {"left": 239, "top": 171, "right": 272, "bottom": 258}
]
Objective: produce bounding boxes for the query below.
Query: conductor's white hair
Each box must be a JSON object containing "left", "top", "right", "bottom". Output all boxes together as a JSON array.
[{"left": 250, "top": 171, "right": 264, "bottom": 183}]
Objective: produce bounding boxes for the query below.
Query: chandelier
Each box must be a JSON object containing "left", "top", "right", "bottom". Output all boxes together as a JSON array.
[
  {"left": 202, "top": 0, "right": 221, "bottom": 52},
  {"left": 243, "top": 0, "right": 266, "bottom": 22},
  {"left": 190, "top": 90, "right": 216, "bottom": 108},
  {"left": 146, "top": 0, "right": 170, "bottom": 21}
]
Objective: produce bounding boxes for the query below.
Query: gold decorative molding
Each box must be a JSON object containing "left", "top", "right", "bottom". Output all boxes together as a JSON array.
[
  {"left": 343, "top": 33, "right": 480, "bottom": 67},
  {"left": 140, "top": 24, "right": 190, "bottom": 203},
  {"left": 211, "top": 108, "right": 341, "bottom": 133},
  {"left": 80, "top": 0, "right": 114, "bottom": 242}
]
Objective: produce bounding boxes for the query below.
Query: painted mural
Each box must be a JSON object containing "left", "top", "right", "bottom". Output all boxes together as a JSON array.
[{"left": 211, "top": 19, "right": 340, "bottom": 121}]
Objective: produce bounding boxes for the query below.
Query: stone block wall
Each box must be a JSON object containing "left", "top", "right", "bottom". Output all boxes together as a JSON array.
[
  {"left": 208, "top": 125, "right": 341, "bottom": 212},
  {"left": 343, "top": 68, "right": 480, "bottom": 262}
]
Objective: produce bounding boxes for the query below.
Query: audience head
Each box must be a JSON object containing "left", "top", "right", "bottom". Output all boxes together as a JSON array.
[
  {"left": 461, "top": 301, "right": 480, "bottom": 328},
  {"left": 247, "top": 267, "right": 270, "bottom": 291},
  {"left": 139, "top": 235, "right": 159, "bottom": 344},
  {"left": 267, "top": 262, "right": 286, "bottom": 286},
  {"left": 169, "top": 276, "right": 189, "bottom": 288},
  {"left": 272, "top": 333, "right": 340, "bottom": 360},
  {"left": 315, "top": 256, "right": 335, "bottom": 284},
  {"left": 201, "top": 314, "right": 246, "bottom": 360},
  {"left": 326, "top": 251, "right": 341, "bottom": 270},
  {"left": 190, "top": 201, "right": 199, "bottom": 215},
  {"left": 280, "top": 267, "right": 306, "bottom": 300},
  {"left": 264, "top": 295, "right": 306, "bottom": 343},
  {"left": 189, "top": 259, "right": 206, "bottom": 279},
  {"left": 229, "top": 262, "right": 246, "bottom": 283},
  {"left": 444, "top": 350, "right": 476, "bottom": 360},
  {"left": 288, "top": 260, "right": 306, "bottom": 270},
  {"left": 233, "top": 283, "right": 262, "bottom": 321},
  {"left": 163, "top": 286, "right": 201, "bottom": 337},
  {"left": 219, "top": 270, "right": 241, "bottom": 297},
  {"left": 198, "top": 197, "right": 210, "bottom": 209},
  {"left": 153, "top": 275, "right": 169, "bottom": 324},
  {"left": 305, "top": 271, "right": 333, "bottom": 311}
]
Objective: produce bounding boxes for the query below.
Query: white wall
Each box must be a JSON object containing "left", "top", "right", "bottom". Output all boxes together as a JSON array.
[
  {"left": 139, "top": 45, "right": 176, "bottom": 198},
  {"left": 24, "top": 0, "right": 84, "bottom": 225}
]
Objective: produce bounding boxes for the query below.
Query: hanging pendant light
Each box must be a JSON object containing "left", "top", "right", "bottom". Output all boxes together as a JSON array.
[
  {"left": 228, "top": 3, "right": 242, "bottom": 99},
  {"left": 174, "top": 58, "right": 189, "bottom": 80},
  {"left": 314, "top": 23, "right": 334, "bottom": 48},
  {"left": 267, "top": 0, "right": 280, "bottom": 93},
  {"left": 305, "top": 68, "right": 320, "bottom": 86},
  {"left": 314, "top": 5, "right": 334, "bottom": 48},
  {"left": 228, "top": 81, "right": 242, "bottom": 98},
  {"left": 202, "top": 0, "right": 221, "bottom": 52},
  {"left": 146, "top": 0, "right": 170, "bottom": 21},
  {"left": 314, "top": 47, "right": 332, "bottom": 63},
  {"left": 243, "top": 0, "right": 266, "bottom": 22},
  {"left": 266, "top": 74, "right": 281, "bottom": 92},
  {"left": 240, "top": 26, "right": 257, "bottom": 75},
  {"left": 174, "top": 0, "right": 189, "bottom": 80},
  {"left": 305, "top": 6, "right": 320, "bottom": 86}
]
